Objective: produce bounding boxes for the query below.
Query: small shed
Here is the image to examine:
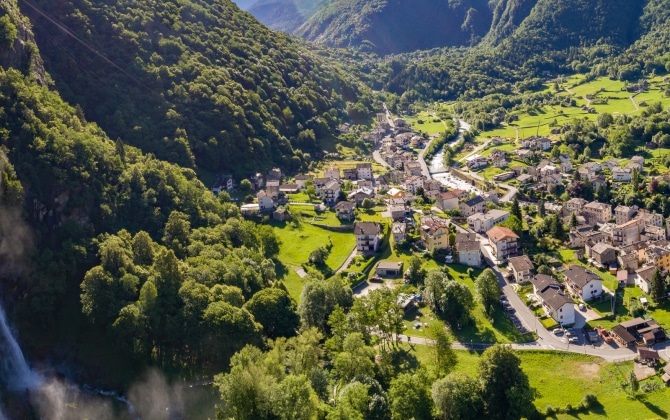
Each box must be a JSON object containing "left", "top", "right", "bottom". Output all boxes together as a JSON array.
[
  {"left": 662, "top": 365, "right": 670, "bottom": 384},
  {"left": 376, "top": 261, "right": 404, "bottom": 278},
  {"left": 616, "top": 270, "right": 629, "bottom": 287},
  {"left": 611, "top": 325, "right": 636, "bottom": 347},
  {"left": 273, "top": 208, "right": 291, "bottom": 222},
  {"left": 638, "top": 348, "right": 660, "bottom": 366}
]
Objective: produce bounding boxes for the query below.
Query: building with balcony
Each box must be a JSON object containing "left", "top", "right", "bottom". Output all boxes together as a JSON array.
[
  {"left": 354, "top": 222, "right": 382, "bottom": 253},
  {"left": 486, "top": 226, "right": 519, "bottom": 261},
  {"left": 563, "top": 265, "right": 603, "bottom": 302}
]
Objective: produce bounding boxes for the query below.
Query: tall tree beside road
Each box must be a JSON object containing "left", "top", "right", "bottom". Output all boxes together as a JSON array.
[
  {"left": 478, "top": 345, "right": 535, "bottom": 420},
  {"left": 424, "top": 270, "right": 474, "bottom": 327},
  {"left": 426, "top": 324, "right": 458, "bottom": 377},
  {"left": 475, "top": 269, "right": 501, "bottom": 319}
]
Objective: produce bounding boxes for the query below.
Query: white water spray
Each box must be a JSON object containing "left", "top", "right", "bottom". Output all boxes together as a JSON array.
[{"left": 0, "top": 304, "right": 43, "bottom": 391}]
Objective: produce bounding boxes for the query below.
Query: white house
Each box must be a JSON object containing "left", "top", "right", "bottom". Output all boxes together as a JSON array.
[
  {"left": 436, "top": 189, "right": 466, "bottom": 211},
  {"left": 467, "top": 209, "right": 510, "bottom": 233},
  {"left": 612, "top": 167, "right": 632, "bottom": 182},
  {"left": 356, "top": 163, "right": 373, "bottom": 180},
  {"left": 257, "top": 190, "right": 274, "bottom": 212},
  {"left": 635, "top": 265, "right": 656, "bottom": 294},
  {"left": 455, "top": 233, "right": 482, "bottom": 268},
  {"left": 539, "top": 287, "right": 575, "bottom": 326},
  {"left": 402, "top": 176, "right": 424, "bottom": 194},
  {"left": 354, "top": 222, "right": 381, "bottom": 253},
  {"left": 459, "top": 196, "right": 486, "bottom": 217},
  {"left": 563, "top": 265, "right": 603, "bottom": 301},
  {"left": 465, "top": 154, "right": 488, "bottom": 169},
  {"left": 486, "top": 226, "right": 519, "bottom": 260},
  {"left": 507, "top": 255, "right": 534, "bottom": 283},
  {"left": 530, "top": 274, "right": 575, "bottom": 326}
]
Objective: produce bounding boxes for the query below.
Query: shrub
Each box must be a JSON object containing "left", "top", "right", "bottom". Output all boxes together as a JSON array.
[{"left": 544, "top": 405, "right": 555, "bottom": 416}]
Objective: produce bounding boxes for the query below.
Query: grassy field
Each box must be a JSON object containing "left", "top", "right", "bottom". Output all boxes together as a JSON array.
[
  {"left": 313, "top": 159, "right": 387, "bottom": 177},
  {"left": 402, "top": 345, "right": 670, "bottom": 419},
  {"left": 272, "top": 221, "right": 356, "bottom": 300},
  {"left": 470, "top": 75, "right": 669, "bottom": 147},
  {"left": 403, "top": 110, "right": 450, "bottom": 135}
]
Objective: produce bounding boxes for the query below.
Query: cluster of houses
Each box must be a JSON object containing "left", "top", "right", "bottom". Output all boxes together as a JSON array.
[
  {"left": 513, "top": 258, "right": 605, "bottom": 326},
  {"left": 553, "top": 197, "right": 670, "bottom": 295}
]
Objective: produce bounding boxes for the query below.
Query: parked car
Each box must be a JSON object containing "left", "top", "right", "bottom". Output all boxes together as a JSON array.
[
  {"left": 579, "top": 303, "right": 586, "bottom": 311},
  {"left": 568, "top": 336, "right": 579, "bottom": 343},
  {"left": 369, "top": 277, "right": 383, "bottom": 283},
  {"left": 553, "top": 328, "right": 564, "bottom": 336}
]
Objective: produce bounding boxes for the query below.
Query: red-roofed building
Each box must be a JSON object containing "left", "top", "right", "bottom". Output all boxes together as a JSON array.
[
  {"left": 435, "top": 189, "right": 467, "bottom": 211},
  {"left": 486, "top": 226, "right": 519, "bottom": 260}
]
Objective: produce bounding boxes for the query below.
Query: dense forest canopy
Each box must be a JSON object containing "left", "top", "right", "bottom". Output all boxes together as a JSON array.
[{"left": 21, "top": 0, "right": 373, "bottom": 178}]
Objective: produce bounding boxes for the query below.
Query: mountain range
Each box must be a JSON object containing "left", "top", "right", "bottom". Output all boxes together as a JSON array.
[{"left": 243, "top": 0, "right": 663, "bottom": 56}]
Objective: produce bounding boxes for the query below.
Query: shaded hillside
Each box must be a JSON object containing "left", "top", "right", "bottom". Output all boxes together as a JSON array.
[
  {"left": 21, "top": 0, "right": 372, "bottom": 178},
  {"left": 481, "top": 0, "right": 536, "bottom": 46},
  {"left": 296, "top": 0, "right": 493, "bottom": 54},
  {"left": 494, "top": 0, "right": 644, "bottom": 60},
  {"left": 248, "top": 0, "right": 326, "bottom": 33},
  {"left": 296, "top": 0, "right": 650, "bottom": 56}
]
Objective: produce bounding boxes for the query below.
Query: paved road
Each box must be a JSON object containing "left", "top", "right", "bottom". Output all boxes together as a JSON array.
[
  {"left": 458, "top": 139, "right": 492, "bottom": 163},
  {"left": 334, "top": 246, "right": 358, "bottom": 274},
  {"left": 463, "top": 166, "right": 517, "bottom": 203},
  {"left": 417, "top": 137, "right": 435, "bottom": 179},
  {"left": 498, "top": 183, "right": 518, "bottom": 203},
  {"left": 372, "top": 142, "right": 391, "bottom": 169}
]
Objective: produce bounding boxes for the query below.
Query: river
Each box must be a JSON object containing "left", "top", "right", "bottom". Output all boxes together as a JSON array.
[{"left": 428, "top": 119, "right": 482, "bottom": 194}]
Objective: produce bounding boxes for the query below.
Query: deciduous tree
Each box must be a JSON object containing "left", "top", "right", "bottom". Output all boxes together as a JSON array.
[{"left": 478, "top": 345, "right": 535, "bottom": 420}]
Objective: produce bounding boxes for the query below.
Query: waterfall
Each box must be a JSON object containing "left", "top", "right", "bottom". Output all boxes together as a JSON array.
[{"left": 0, "top": 304, "right": 42, "bottom": 391}]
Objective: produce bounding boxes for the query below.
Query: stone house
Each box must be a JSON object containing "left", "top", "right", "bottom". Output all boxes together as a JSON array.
[{"left": 334, "top": 201, "right": 355, "bottom": 221}]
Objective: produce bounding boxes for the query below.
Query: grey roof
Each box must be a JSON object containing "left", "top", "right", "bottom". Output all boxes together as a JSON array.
[
  {"left": 619, "top": 317, "right": 648, "bottom": 330},
  {"left": 455, "top": 233, "right": 478, "bottom": 242},
  {"left": 611, "top": 325, "right": 636, "bottom": 344},
  {"left": 530, "top": 274, "right": 559, "bottom": 293},
  {"left": 335, "top": 201, "right": 355, "bottom": 210},
  {"left": 538, "top": 287, "right": 573, "bottom": 312},
  {"left": 508, "top": 255, "right": 534, "bottom": 272},
  {"left": 457, "top": 241, "right": 481, "bottom": 253},
  {"left": 463, "top": 196, "right": 485, "bottom": 207},
  {"left": 591, "top": 242, "right": 615, "bottom": 255},
  {"left": 635, "top": 265, "right": 656, "bottom": 283},
  {"left": 563, "top": 265, "right": 601, "bottom": 288},
  {"left": 354, "top": 222, "right": 381, "bottom": 236},
  {"left": 377, "top": 261, "right": 403, "bottom": 270}
]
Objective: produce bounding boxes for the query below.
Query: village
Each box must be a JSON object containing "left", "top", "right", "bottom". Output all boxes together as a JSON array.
[{"left": 211, "top": 103, "right": 670, "bottom": 384}]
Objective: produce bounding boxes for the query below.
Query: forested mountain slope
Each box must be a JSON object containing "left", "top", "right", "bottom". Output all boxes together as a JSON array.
[
  {"left": 248, "top": 0, "right": 327, "bottom": 33},
  {"left": 21, "top": 0, "right": 372, "bottom": 178},
  {"left": 295, "top": 0, "right": 652, "bottom": 56},
  {"left": 0, "top": 0, "right": 300, "bottom": 388},
  {"left": 296, "top": 0, "right": 493, "bottom": 54}
]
